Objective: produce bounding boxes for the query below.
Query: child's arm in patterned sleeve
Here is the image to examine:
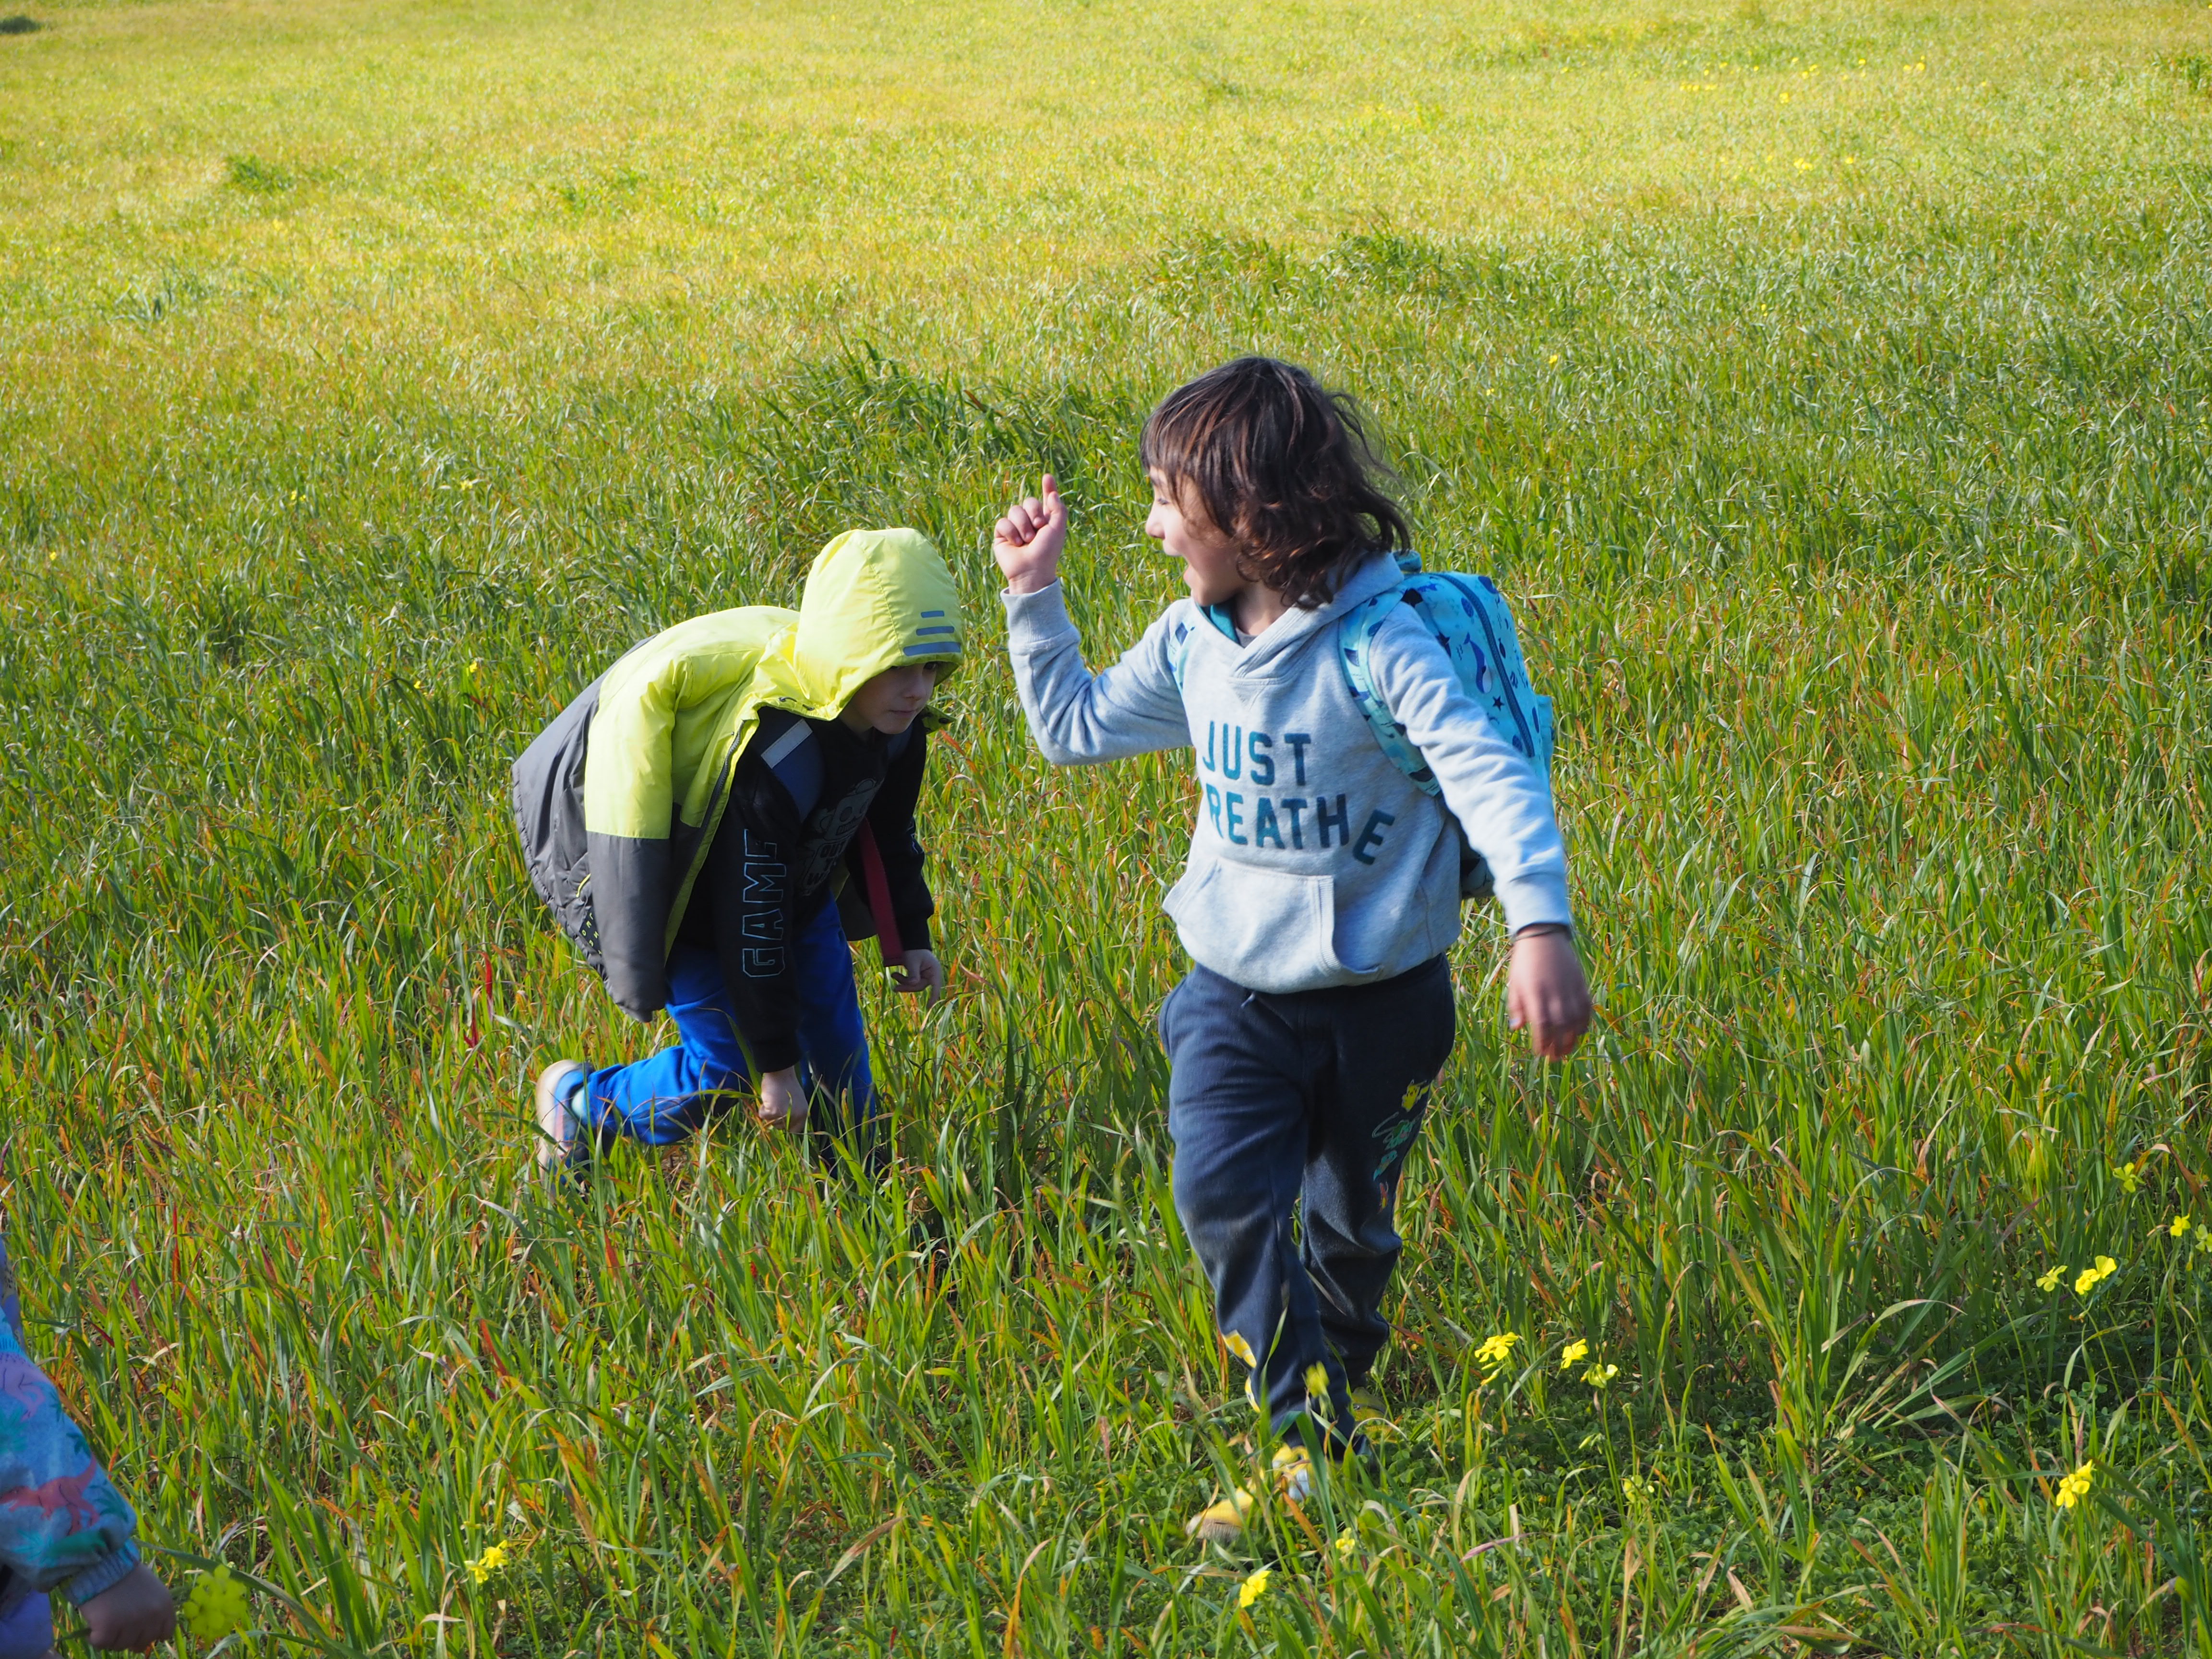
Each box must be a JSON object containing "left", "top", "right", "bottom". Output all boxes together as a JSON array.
[{"left": 0, "top": 1241, "right": 142, "bottom": 1612}]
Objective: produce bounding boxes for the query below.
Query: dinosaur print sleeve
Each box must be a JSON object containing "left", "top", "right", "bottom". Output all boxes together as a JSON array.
[{"left": 0, "top": 1238, "right": 141, "bottom": 1607}]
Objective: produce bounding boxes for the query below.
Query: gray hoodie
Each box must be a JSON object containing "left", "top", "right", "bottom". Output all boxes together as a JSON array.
[{"left": 1003, "top": 552, "right": 1572, "bottom": 995}]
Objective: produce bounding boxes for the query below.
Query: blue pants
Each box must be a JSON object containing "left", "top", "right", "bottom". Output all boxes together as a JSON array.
[
  {"left": 567, "top": 899, "right": 878, "bottom": 1159},
  {"left": 1160, "top": 956, "right": 1455, "bottom": 1448},
  {"left": 0, "top": 1592, "right": 50, "bottom": 1659}
]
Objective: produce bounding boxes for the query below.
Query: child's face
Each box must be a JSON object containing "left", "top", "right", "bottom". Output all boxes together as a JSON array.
[
  {"left": 1146, "top": 469, "right": 1247, "bottom": 607},
  {"left": 840, "top": 662, "right": 941, "bottom": 734}
]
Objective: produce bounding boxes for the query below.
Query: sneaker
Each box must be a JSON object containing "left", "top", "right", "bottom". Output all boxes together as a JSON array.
[
  {"left": 533, "top": 1060, "right": 587, "bottom": 1175},
  {"left": 1186, "top": 1443, "right": 1313, "bottom": 1544},
  {"left": 1348, "top": 1385, "right": 1397, "bottom": 1442}
]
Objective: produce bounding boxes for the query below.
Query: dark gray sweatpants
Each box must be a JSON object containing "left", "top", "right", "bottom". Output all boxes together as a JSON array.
[{"left": 1159, "top": 955, "right": 1456, "bottom": 1448}]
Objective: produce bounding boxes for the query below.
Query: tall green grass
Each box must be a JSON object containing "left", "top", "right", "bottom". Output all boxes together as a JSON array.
[{"left": 5, "top": 0, "right": 2212, "bottom": 1651}]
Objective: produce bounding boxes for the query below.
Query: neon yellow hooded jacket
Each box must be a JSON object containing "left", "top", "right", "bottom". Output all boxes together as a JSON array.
[{"left": 512, "top": 528, "right": 965, "bottom": 1020}]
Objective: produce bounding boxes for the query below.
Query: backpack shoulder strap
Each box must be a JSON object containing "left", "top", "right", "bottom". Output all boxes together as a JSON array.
[
  {"left": 1337, "top": 553, "right": 1442, "bottom": 797},
  {"left": 753, "top": 708, "right": 825, "bottom": 820}
]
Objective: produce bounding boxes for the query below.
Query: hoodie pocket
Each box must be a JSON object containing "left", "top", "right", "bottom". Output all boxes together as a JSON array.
[{"left": 1163, "top": 856, "right": 1359, "bottom": 992}]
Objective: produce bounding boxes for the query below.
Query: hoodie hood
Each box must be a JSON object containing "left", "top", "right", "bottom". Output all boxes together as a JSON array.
[{"left": 787, "top": 527, "right": 966, "bottom": 699}]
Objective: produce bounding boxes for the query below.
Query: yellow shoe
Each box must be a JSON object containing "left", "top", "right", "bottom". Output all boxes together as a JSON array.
[
  {"left": 1186, "top": 1444, "right": 1314, "bottom": 1543},
  {"left": 1349, "top": 1385, "right": 1397, "bottom": 1442},
  {"left": 1186, "top": 1486, "right": 1254, "bottom": 1544}
]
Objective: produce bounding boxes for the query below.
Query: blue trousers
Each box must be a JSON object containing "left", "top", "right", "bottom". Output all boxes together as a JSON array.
[
  {"left": 0, "top": 1593, "right": 50, "bottom": 1659},
  {"left": 567, "top": 899, "right": 877, "bottom": 1159},
  {"left": 1160, "top": 956, "right": 1456, "bottom": 1448}
]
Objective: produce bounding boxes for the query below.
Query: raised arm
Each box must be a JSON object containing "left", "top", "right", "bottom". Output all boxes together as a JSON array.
[{"left": 995, "top": 475, "right": 1191, "bottom": 764}]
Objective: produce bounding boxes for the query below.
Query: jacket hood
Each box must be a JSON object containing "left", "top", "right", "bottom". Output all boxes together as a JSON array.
[{"left": 763, "top": 528, "right": 966, "bottom": 716}]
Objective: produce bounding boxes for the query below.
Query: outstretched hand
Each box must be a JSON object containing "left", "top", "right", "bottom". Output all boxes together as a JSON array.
[
  {"left": 993, "top": 475, "right": 1068, "bottom": 595},
  {"left": 892, "top": 948, "right": 945, "bottom": 1008},
  {"left": 80, "top": 1562, "right": 176, "bottom": 1652},
  {"left": 1506, "top": 928, "right": 1592, "bottom": 1060}
]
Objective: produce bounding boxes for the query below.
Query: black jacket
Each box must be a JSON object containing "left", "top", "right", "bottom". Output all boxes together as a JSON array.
[{"left": 674, "top": 708, "right": 933, "bottom": 1071}]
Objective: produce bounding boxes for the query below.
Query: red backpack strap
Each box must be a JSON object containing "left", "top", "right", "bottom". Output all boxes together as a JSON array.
[{"left": 854, "top": 821, "right": 905, "bottom": 966}]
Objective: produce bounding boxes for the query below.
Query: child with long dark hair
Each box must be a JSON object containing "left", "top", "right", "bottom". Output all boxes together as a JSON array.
[{"left": 992, "top": 357, "right": 1590, "bottom": 1541}]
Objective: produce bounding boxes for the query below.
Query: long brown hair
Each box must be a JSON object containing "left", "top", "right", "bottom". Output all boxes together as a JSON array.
[{"left": 1139, "top": 357, "right": 1412, "bottom": 611}]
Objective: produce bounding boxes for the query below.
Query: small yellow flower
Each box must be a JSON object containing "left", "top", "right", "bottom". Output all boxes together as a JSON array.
[
  {"left": 1548, "top": 353, "right": 1561, "bottom": 366},
  {"left": 2198, "top": 1228, "right": 2212, "bottom": 1254},
  {"left": 2113, "top": 1162, "right": 2142, "bottom": 1195},
  {"left": 2172, "top": 1215, "right": 2191, "bottom": 1239},
  {"left": 1224, "top": 1331, "right": 1255, "bottom": 1367},
  {"left": 1584, "top": 1362, "right": 1620, "bottom": 1389},
  {"left": 1238, "top": 1565, "right": 1272, "bottom": 1608},
  {"left": 2036, "top": 1264, "right": 2067, "bottom": 1292},
  {"left": 2074, "top": 1256, "right": 2118, "bottom": 1296},
  {"left": 1334, "top": 1528, "right": 1357, "bottom": 1559},
  {"left": 2054, "top": 1460, "right": 2095, "bottom": 1509},
  {"left": 1794, "top": 158, "right": 1812, "bottom": 171},
  {"left": 1476, "top": 1331, "right": 1521, "bottom": 1375},
  {"left": 1560, "top": 1338, "right": 1590, "bottom": 1372},
  {"left": 180, "top": 1565, "right": 251, "bottom": 1643},
  {"left": 465, "top": 1541, "right": 510, "bottom": 1584},
  {"left": 1304, "top": 1363, "right": 1331, "bottom": 1401}
]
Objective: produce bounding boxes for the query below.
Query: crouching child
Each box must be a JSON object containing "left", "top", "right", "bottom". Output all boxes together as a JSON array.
[
  {"left": 992, "top": 359, "right": 1592, "bottom": 1541},
  {"left": 0, "top": 1235, "right": 174, "bottom": 1658},
  {"left": 513, "top": 529, "right": 964, "bottom": 1173}
]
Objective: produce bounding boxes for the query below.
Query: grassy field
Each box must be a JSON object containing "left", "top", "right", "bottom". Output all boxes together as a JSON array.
[{"left": 5, "top": 0, "right": 2212, "bottom": 1651}]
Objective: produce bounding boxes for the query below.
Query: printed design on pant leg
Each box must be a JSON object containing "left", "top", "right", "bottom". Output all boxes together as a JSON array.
[
  {"left": 1222, "top": 1328, "right": 1262, "bottom": 1405},
  {"left": 1369, "top": 1078, "right": 1429, "bottom": 1181}
]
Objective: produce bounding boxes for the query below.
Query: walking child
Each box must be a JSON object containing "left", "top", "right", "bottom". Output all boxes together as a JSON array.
[
  {"left": 0, "top": 1235, "right": 175, "bottom": 1657},
  {"left": 992, "top": 358, "right": 1591, "bottom": 1540},
  {"left": 515, "top": 528, "right": 963, "bottom": 1170}
]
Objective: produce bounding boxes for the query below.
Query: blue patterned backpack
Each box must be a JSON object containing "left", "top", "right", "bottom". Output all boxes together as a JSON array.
[{"left": 1167, "top": 552, "right": 1554, "bottom": 902}]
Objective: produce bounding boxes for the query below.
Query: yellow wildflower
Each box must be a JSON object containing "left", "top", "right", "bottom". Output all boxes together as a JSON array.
[
  {"left": 2114, "top": 1162, "right": 2142, "bottom": 1195},
  {"left": 1224, "top": 1331, "right": 1255, "bottom": 1366},
  {"left": 1560, "top": 1338, "right": 1590, "bottom": 1372},
  {"left": 1334, "top": 1529, "right": 1357, "bottom": 1559},
  {"left": 2036, "top": 1265, "right": 2067, "bottom": 1292},
  {"left": 1476, "top": 1331, "right": 1521, "bottom": 1375},
  {"left": 2198, "top": 1228, "right": 2212, "bottom": 1254},
  {"left": 1584, "top": 1362, "right": 1620, "bottom": 1389},
  {"left": 2172, "top": 1215, "right": 2192, "bottom": 1238},
  {"left": 1238, "top": 1565, "right": 1272, "bottom": 1608},
  {"left": 2054, "top": 1460, "right": 2094, "bottom": 1509},
  {"left": 1304, "top": 1363, "right": 1331, "bottom": 1401},
  {"left": 2074, "top": 1256, "right": 2118, "bottom": 1296},
  {"left": 181, "top": 1565, "right": 251, "bottom": 1643},
  {"left": 466, "top": 1541, "right": 510, "bottom": 1584}
]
